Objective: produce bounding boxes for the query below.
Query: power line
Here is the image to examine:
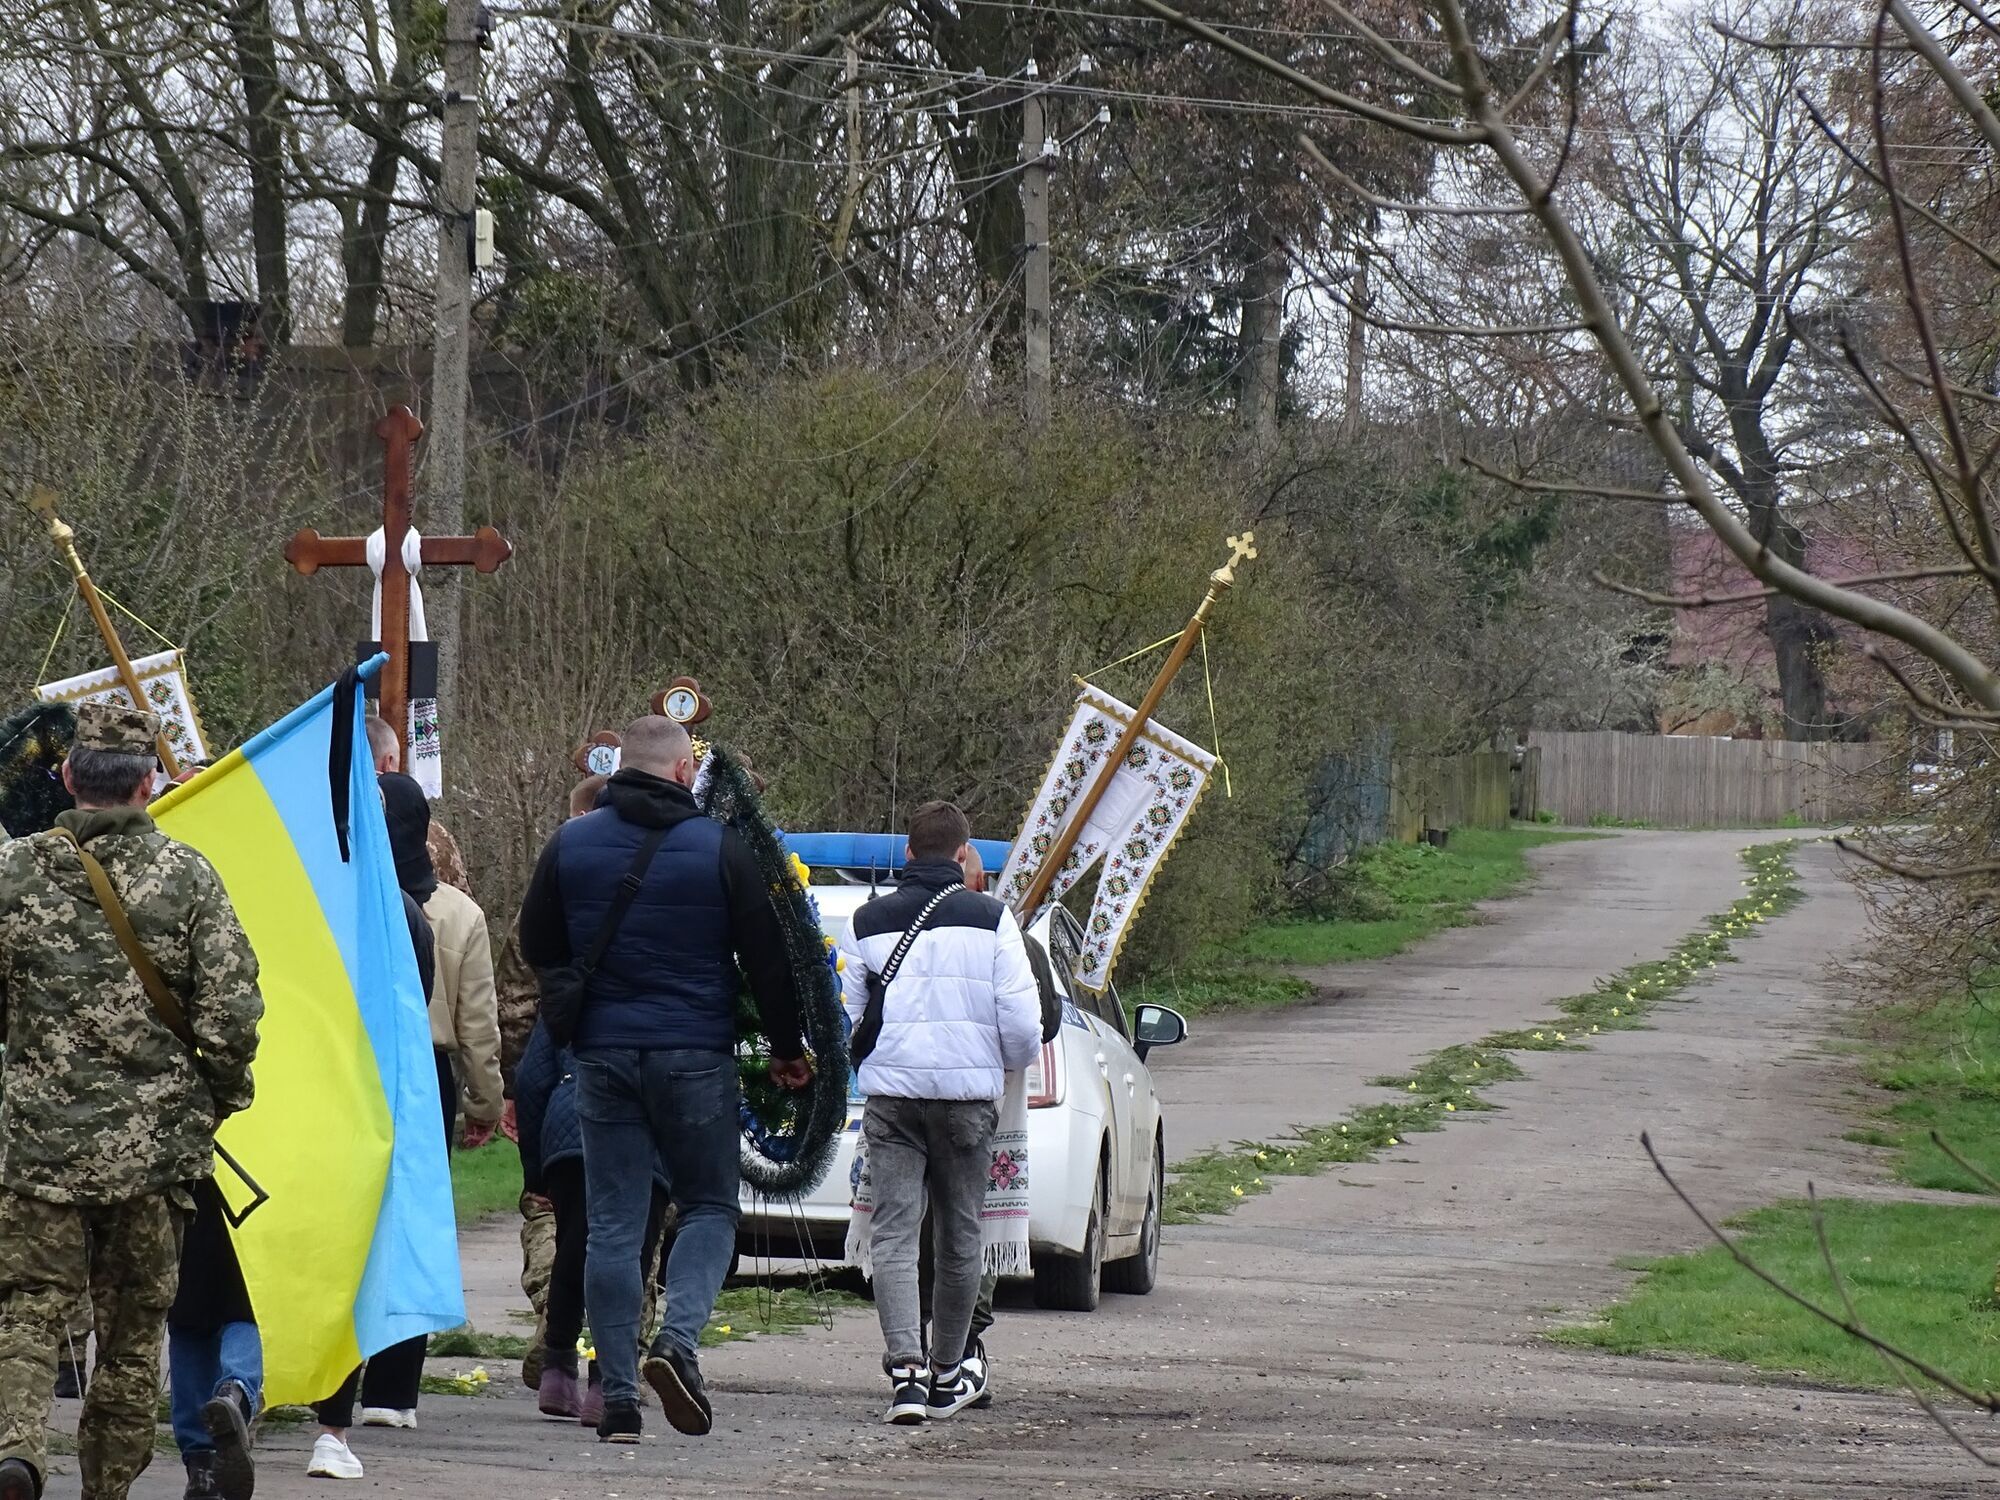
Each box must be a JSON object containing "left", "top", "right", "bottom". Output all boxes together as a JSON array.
[{"left": 502, "top": 9, "right": 1995, "bottom": 162}]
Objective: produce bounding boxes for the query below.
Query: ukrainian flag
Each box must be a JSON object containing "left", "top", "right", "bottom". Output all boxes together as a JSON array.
[{"left": 150, "top": 660, "right": 464, "bottom": 1405}]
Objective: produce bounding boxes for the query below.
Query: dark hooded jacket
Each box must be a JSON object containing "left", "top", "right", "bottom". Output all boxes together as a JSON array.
[{"left": 515, "top": 769, "right": 801, "bottom": 1058}]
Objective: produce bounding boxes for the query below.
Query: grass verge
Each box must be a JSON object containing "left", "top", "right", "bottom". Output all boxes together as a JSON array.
[
  {"left": 1550, "top": 1199, "right": 2000, "bottom": 1389},
  {"left": 1131, "top": 827, "right": 1589, "bottom": 1019},
  {"left": 1162, "top": 840, "right": 1801, "bottom": 1223},
  {"left": 451, "top": 1139, "right": 522, "bottom": 1224},
  {"left": 1553, "top": 961, "right": 2000, "bottom": 1388}
]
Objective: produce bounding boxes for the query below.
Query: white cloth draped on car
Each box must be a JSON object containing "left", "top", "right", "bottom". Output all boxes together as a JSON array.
[{"left": 846, "top": 1068, "right": 1031, "bottom": 1279}]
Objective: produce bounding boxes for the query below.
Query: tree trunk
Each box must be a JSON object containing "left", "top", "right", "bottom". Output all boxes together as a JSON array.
[
  {"left": 339, "top": 139, "right": 402, "bottom": 347},
  {"left": 1239, "top": 215, "right": 1286, "bottom": 451},
  {"left": 229, "top": 0, "right": 291, "bottom": 343},
  {"left": 1731, "top": 411, "right": 1831, "bottom": 741}
]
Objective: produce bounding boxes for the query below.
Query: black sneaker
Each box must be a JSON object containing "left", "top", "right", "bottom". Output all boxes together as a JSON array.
[
  {"left": 883, "top": 1364, "right": 928, "bottom": 1426},
  {"left": 201, "top": 1380, "right": 255, "bottom": 1500},
  {"left": 596, "top": 1402, "right": 643, "bottom": 1444},
  {"left": 0, "top": 1457, "right": 38, "bottom": 1500},
  {"left": 183, "top": 1455, "right": 218, "bottom": 1500},
  {"left": 925, "top": 1360, "right": 985, "bottom": 1420},
  {"left": 52, "top": 1362, "right": 82, "bottom": 1400},
  {"left": 641, "top": 1346, "right": 712, "bottom": 1436},
  {"left": 962, "top": 1339, "right": 993, "bottom": 1410}
]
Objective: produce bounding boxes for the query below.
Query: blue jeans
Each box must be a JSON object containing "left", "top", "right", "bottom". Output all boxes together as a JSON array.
[
  {"left": 575, "top": 1048, "right": 739, "bottom": 1407},
  {"left": 168, "top": 1322, "right": 261, "bottom": 1457}
]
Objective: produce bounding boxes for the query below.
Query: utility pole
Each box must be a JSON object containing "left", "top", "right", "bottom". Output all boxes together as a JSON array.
[
  {"left": 1021, "top": 67, "right": 1051, "bottom": 425},
  {"left": 429, "top": 0, "right": 482, "bottom": 760},
  {"left": 1341, "top": 242, "right": 1370, "bottom": 442},
  {"left": 831, "top": 37, "right": 863, "bottom": 263}
]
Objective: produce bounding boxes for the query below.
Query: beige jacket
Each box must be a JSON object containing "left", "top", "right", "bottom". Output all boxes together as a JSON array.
[{"left": 423, "top": 883, "right": 504, "bottom": 1124}]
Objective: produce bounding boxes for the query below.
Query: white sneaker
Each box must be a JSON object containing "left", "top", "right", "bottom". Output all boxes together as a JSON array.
[
  {"left": 360, "top": 1407, "right": 417, "bottom": 1429},
  {"left": 307, "top": 1434, "right": 363, "bottom": 1480}
]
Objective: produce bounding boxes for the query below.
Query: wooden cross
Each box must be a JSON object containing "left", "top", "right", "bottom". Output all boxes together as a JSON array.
[{"left": 282, "top": 405, "right": 513, "bottom": 768}]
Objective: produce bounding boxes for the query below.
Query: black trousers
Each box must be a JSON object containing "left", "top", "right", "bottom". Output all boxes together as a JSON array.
[
  {"left": 543, "top": 1160, "right": 669, "bottom": 1373},
  {"left": 315, "top": 1051, "right": 456, "bottom": 1426}
]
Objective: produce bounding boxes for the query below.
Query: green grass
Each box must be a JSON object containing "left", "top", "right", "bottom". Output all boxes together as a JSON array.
[
  {"left": 1556, "top": 944, "right": 2000, "bottom": 1390},
  {"left": 700, "top": 1285, "right": 869, "bottom": 1347},
  {"left": 1162, "top": 842, "right": 1801, "bottom": 1222},
  {"left": 1129, "top": 827, "right": 1587, "bottom": 1019},
  {"left": 451, "top": 1139, "right": 523, "bottom": 1224},
  {"left": 428, "top": 1328, "right": 532, "bottom": 1359},
  {"left": 1552, "top": 1199, "right": 2000, "bottom": 1390},
  {"left": 1857, "top": 990, "right": 2000, "bottom": 1194}
]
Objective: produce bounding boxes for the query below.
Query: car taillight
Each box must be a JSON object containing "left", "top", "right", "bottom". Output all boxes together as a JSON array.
[{"left": 1025, "top": 1040, "right": 1063, "bottom": 1108}]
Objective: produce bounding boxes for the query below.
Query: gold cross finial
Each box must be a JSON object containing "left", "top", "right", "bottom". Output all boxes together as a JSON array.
[
  {"left": 25, "top": 484, "right": 73, "bottom": 544},
  {"left": 1213, "top": 529, "right": 1259, "bottom": 587}
]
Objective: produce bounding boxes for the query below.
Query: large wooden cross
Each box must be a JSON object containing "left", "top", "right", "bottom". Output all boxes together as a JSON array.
[{"left": 283, "top": 405, "right": 513, "bottom": 768}]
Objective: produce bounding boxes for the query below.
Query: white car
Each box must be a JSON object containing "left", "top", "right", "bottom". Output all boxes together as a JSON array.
[{"left": 737, "top": 838, "right": 1189, "bottom": 1311}]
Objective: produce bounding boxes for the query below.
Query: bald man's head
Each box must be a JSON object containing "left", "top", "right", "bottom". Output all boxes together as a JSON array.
[{"left": 620, "top": 715, "right": 696, "bottom": 786}]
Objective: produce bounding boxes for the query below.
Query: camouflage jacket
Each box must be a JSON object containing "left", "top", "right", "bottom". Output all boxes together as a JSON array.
[{"left": 0, "top": 806, "right": 264, "bottom": 1205}]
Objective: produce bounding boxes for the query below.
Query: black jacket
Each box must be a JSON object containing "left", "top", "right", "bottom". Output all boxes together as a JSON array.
[{"left": 516, "top": 770, "right": 802, "bottom": 1059}]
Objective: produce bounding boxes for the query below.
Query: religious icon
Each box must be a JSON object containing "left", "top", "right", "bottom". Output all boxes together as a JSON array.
[
  {"left": 572, "top": 730, "right": 622, "bottom": 778},
  {"left": 652, "top": 677, "right": 712, "bottom": 727}
]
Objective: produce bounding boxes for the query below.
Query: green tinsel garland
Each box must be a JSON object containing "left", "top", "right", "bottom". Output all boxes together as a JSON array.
[
  {"left": 697, "top": 744, "right": 852, "bottom": 1199},
  {"left": 0, "top": 702, "right": 76, "bottom": 839}
]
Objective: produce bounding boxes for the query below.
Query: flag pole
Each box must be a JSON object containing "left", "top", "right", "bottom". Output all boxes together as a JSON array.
[
  {"left": 26, "top": 485, "right": 183, "bottom": 777},
  {"left": 1011, "top": 531, "right": 1256, "bottom": 920}
]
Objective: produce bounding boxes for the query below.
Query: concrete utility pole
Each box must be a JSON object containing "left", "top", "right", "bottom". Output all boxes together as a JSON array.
[
  {"left": 1341, "top": 243, "right": 1370, "bottom": 441},
  {"left": 429, "top": 0, "right": 482, "bottom": 752},
  {"left": 1021, "top": 70, "right": 1051, "bottom": 425}
]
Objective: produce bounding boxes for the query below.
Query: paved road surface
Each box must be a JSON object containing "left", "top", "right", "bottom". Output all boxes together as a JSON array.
[{"left": 97, "top": 832, "right": 1981, "bottom": 1498}]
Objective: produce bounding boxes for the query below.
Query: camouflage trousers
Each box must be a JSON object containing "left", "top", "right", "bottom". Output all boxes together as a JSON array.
[
  {"left": 516, "top": 1190, "right": 669, "bottom": 1387},
  {"left": 0, "top": 1188, "right": 185, "bottom": 1500}
]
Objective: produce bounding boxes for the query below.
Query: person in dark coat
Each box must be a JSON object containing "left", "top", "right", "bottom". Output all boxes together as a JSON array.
[
  {"left": 167, "top": 1186, "right": 259, "bottom": 1500},
  {"left": 514, "top": 1020, "right": 672, "bottom": 1426}
]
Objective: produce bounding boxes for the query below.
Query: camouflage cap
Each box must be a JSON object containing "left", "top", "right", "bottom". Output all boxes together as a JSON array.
[{"left": 74, "top": 701, "right": 162, "bottom": 757}]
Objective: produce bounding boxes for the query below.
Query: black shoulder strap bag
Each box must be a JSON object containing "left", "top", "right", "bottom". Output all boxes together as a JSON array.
[
  {"left": 849, "top": 882, "right": 962, "bottom": 1067},
  {"left": 539, "top": 825, "right": 672, "bottom": 1047}
]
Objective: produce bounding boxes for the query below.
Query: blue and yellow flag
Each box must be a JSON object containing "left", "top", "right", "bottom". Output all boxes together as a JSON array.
[{"left": 150, "top": 660, "right": 463, "bottom": 1405}]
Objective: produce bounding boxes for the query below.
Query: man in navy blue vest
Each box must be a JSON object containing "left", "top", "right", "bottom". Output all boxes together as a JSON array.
[{"left": 517, "top": 715, "right": 809, "bottom": 1444}]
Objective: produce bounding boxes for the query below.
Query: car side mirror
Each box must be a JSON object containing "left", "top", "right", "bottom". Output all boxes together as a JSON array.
[{"left": 1132, "top": 1003, "right": 1188, "bottom": 1062}]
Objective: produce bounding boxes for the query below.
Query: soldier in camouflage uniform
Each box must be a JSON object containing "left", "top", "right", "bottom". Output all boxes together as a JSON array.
[{"left": 0, "top": 703, "right": 263, "bottom": 1500}]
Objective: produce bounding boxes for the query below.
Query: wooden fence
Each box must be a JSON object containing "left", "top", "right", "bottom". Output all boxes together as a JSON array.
[
  {"left": 1526, "top": 730, "right": 1882, "bottom": 827},
  {"left": 1388, "top": 750, "right": 1516, "bottom": 841}
]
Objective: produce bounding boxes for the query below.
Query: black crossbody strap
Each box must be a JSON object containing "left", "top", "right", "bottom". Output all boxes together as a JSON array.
[
  {"left": 581, "top": 824, "right": 673, "bottom": 976},
  {"left": 877, "top": 882, "right": 962, "bottom": 990}
]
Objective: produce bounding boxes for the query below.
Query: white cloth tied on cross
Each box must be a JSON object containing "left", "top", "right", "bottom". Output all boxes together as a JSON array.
[{"left": 366, "top": 526, "right": 444, "bottom": 799}]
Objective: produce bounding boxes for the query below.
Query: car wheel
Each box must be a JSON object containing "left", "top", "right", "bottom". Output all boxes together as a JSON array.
[
  {"left": 1104, "top": 1140, "right": 1162, "bottom": 1296},
  {"left": 1033, "top": 1162, "right": 1106, "bottom": 1312}
]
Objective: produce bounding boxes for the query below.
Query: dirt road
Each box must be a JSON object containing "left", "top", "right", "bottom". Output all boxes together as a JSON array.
[{"left": 118, "top": 832, "right": 1979, "bottom": 1499}]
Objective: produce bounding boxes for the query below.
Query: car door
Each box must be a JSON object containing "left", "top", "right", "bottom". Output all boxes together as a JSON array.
[
  {"left": 1102, "top": 976, "right": 1160, "bottom": 1208},
  {"left": 1051, "top": 914, "right": 1135, "bottom": 1234}
]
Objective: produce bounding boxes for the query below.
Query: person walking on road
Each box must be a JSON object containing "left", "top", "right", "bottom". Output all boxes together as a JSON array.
[
  {"left": 837, "top": 801, "right": 1040, "bottom": 1425},
  {"left": 518, "top": 716, "right": 809, "bottom": 1445},
  {"left": 0, "top": 702, "right": 264, "bottom": 1500}
]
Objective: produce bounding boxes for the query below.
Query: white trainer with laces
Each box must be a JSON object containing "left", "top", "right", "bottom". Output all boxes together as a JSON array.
[
  {"left": 307, "top": 1434, "right": 363, "bottom": 1480},
  {"left": 360, "top": 1407, "right": 417, "bottom": 1429}
]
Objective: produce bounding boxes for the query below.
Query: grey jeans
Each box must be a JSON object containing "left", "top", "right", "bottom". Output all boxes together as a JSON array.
[{"left": 864, "top": 1096, "right": 998, "bottom": 1371}]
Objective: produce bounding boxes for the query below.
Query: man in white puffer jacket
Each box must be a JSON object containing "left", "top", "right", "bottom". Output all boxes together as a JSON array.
[{"left": 839, "top": 801, "right": 1041, "bottom": 1425}]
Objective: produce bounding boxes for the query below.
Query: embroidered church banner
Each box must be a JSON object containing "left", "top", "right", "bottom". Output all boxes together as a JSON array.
[
  {"left": 38, "top": 649, "right": 210, "bottom": 765},
  {"left": 997, "top": 683, "right": 1215, "bottom": 990}
]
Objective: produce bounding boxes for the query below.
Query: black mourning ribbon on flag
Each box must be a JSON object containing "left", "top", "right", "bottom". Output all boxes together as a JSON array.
[{"left": 329, "top": 664, "right": 361, "bottom": 864}]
